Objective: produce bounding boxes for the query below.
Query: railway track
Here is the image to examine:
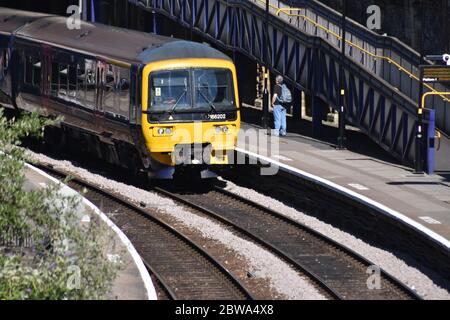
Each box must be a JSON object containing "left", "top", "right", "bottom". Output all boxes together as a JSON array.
[
  {"left": 154, "top": 183, "right": 421, "bottom": 300},
  {"left": 33, "top": 160, "right": 420, "bottom": 300},
  {"left": 37, "top": 164, "right": 253, "bottom": 300}
]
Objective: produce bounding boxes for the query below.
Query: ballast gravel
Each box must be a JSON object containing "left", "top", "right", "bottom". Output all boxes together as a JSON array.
[
  {"left": 28, "top": 151, "right": 326, "bottom": 300},
  {"left": 27, "top": 150, "right": 450, "bottom": 299},
  {"left": 219, "top": 177, "right": 450, "bottom": 300}
]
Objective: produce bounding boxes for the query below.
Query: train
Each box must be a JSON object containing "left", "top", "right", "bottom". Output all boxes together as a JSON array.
[{"left": 0, "top": 8, "right": 240, "bottom": 179}]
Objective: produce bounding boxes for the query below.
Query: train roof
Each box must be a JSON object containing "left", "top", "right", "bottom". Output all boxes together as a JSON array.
[
  {"left": 0, "top": 8, "right": 50, "bottom": 35},
  {"left": 0, "top": 7, "right": 231, "bottom": 64}
]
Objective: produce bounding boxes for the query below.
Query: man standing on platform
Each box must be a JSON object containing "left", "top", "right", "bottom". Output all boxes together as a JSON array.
[{"left": 271, "top": 75, "right": 291, "bottom": 136}]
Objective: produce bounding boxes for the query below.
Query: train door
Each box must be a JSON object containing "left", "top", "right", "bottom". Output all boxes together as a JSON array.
[
  {"left": 94, "top": 60, "right": 115, "bottom": 141},
  {"left": 41, "top": 46, "right": 51, "bottom": 99},
  {"left": 95, "top": 60, "right": 106, "bottom": 113},
  {"left": 39, "top": 46, "right": 52, "bottom": 117},
  {"left": 0, "top": 45, "right": 13, "bottom": 109}
]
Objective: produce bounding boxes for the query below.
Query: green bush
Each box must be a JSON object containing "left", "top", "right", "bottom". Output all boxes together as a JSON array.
[{"left": 0, "top": 109, "right": 120, "bottom": 299}]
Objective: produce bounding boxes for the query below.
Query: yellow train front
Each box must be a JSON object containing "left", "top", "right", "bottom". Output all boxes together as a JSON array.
[
  {"left": 139, "top": 42, "right": 241, "bottom": 179},
  {"left": 0, "top": 8, "right": 240, "bottom": 180}
]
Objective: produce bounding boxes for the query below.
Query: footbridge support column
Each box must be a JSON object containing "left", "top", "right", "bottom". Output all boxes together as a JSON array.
[{"left": 311, "top": 94, "right": 323, "bottom": 139}]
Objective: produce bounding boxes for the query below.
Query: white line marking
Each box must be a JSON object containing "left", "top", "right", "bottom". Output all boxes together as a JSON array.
[
  {"left": 235, "top": 147, "right": 450, "bottom": 250},
  {"left": 25, "top": 163, "right": 157, "bottom": 300},
  {"left": 419, "top": 216, "right": 442, "bottom": 225},
  {"left": 348, "top": 183, "right": 370, "bottom": 191},
  {"left": 272, "top": 154, "right": 293, "bottom": 161}
]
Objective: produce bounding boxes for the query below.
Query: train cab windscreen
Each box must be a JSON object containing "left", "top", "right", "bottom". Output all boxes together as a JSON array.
[{"left": 149, "top": 68, "right": 235, "bottom": 114}]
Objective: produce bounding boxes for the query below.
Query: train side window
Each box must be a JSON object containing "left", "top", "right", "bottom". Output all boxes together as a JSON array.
[
  {"left": 58, "top": 64, "right": 68, "bottom": 96},
  {"left": 0, "top": 49, "right": 6, "bottom": 78},
  {"left": 24, "top": 56, "right": 33, "bottom": 85},
  {"left": 68, "top": 64, "right": 77, "bottom": 98},
  {"left": 84, "top": 59, "right": 96, "bottom": 108},
  {"left": 32, "top": 58, "right": 41, "bottom": 87},
  {"left": 51, "top": 62, "right": 59, "bottom": 95},
  {"left": 0, "top": 50, "right": 3, "bottom": 79},
  {"left": 118, "top": 67, "right": 130, "bottom": 118},
  {"left": 76, "top": 62, "right": 86, "bottom": 104},
  {"left": 3, "top": 50, "right": 7, "bottom": 74}
]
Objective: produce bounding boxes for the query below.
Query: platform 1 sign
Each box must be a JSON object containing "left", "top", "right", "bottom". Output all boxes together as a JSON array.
[{"left": 421, "top": 66, "right": 450, "bottom": 83}]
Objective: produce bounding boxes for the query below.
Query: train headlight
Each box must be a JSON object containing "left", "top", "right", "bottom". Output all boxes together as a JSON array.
[
  {"left": 215, "top": 125, "right": 231, "bottom": 135},
  {"left": 154, "top": 127, "right": 174, "bottom": 136}
]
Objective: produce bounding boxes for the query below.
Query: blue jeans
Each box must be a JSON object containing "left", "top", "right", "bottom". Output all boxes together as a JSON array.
[{"left": 273, "top": 104, "right": 287, "bottom": 136}]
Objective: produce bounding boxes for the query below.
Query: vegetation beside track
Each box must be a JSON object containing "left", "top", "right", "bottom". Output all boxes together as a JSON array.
[{"left": 0, "top": 109, "right": 120, "bottom": 299}]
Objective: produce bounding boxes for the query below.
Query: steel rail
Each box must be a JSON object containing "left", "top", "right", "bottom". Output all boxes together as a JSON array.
[
  {"left": 35, "top": 163, "right": 254, "bottom": 300},
  {"left": 154, "top": 182, "right": 421, "bottom": 300}
]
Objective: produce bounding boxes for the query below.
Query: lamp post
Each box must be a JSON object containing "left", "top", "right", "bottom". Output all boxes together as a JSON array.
[
  {"left": 261, "top": 0, "right": 270, "bottom": 129},
  {"left": 337, "top": 0, "right": 347, "bottom": 149},
  {"left": 414, "top": 0, "right": 425, "bottom": 174}
]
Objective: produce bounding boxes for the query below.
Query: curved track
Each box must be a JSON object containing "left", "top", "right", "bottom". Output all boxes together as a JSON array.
[
  {"left": 154, "top": 183, "right": 421, "bottom": 300},
  {"left": 38, "top": 164, "right": 253, "bottom": 300}
]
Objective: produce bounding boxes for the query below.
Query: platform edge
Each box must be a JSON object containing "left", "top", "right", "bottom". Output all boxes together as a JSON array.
[
  {"left": 25, "top": 162, "right": 158, "bottom": 300},
  {"left": 236, "top": 148, "right": 450, "bottom": 251}
]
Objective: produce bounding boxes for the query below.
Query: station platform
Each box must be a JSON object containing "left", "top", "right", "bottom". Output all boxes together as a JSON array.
[
  {"left": 23, "top": 164, "right": 156, "bottom": 300},
  {"left": 236, "top": 122, "right": 450, "bottom": 251}
]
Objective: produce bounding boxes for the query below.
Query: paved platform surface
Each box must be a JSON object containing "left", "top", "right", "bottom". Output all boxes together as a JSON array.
[
  {"left": 23, "top": 165, "right": 155, "bottom": 300},
  {"left": 237, "top": 122, "right": 450, "bottom": 248}
]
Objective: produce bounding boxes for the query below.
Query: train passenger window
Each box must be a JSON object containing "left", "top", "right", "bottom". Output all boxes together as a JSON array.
[
  {"left": 24, "top": 56, "right": 42, "bottom": 88},
  {"left": 84, "top": 59, "right": 96, "bottom": 108},
  {"left": 32, "top": 58, "right": 41, "bottom": 87},
  {"left": 3, "top": 50, "right": 7, "bottom": 74},
  {"left": 76, "top": 63, "right": 86, "bottom": 104},
  {"left": 0, "top": 49, "right": 7, "bottom": 78},
  {"left": 51, "top": 62, "right": 86, "bottom": 103},
  {"left": 68, "top": 65, "right": 77, "bottom": 98},
  {"left": 51, "top": 62, "right": 59, "bottom": 95},
  {"left": 24, "top": 56, "right": 33, "bottom": 85},
  {"left": 58, "top": 64, "right": 68, "bottom": 96},
  {"left": 118, "top": 67, "right": 130, "bottom": 118},
  {"left": 0, "top": 50, "right": 3, "bottom": 80}
]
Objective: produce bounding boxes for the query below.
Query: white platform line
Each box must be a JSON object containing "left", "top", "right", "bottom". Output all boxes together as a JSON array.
[
  {"left": 272, "top": 154, "right": 293, "bottom": 162},
  {"left": 348, "top": 183, "right": 370, "bottom": 191},
  {"left": 419, "top": 216, "right": 442, "bottom": 225},
  {"left": 236, "top": 148, "right": 450, "bottom": 250},
  {"left": 25, "top": 163, "right": 158, "bottom": 300}
]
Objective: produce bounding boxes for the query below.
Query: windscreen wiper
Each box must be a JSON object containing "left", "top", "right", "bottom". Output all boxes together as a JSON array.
[
  {"left": 197, "top": 88, "right": 218, "bottom": 113},
  {"left": 168, "top": 89, "right": 187, "bottom": 114}
]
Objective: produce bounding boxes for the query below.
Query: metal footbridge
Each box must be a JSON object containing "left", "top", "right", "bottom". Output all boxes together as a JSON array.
[{"left": 125, "top": 0, "right": 449, "bottom": 169}]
